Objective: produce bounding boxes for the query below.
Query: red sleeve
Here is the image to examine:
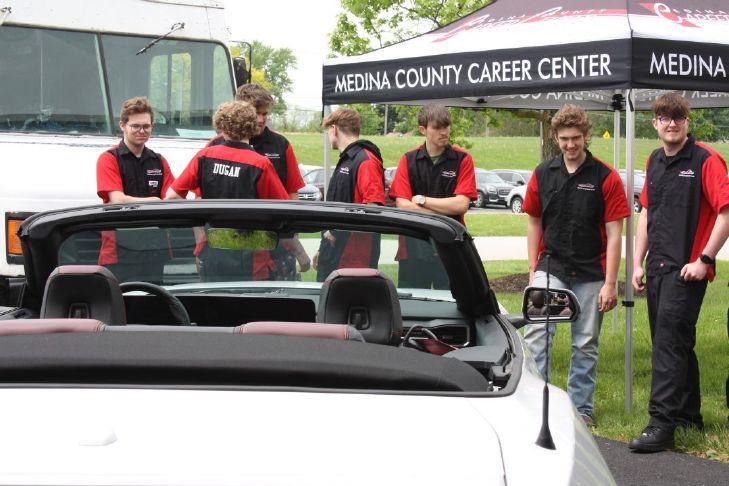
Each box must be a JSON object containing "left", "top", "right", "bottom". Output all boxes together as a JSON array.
[
  {"left": 356, "top": 155, "right": 386, "bottom": 205},
  {"left": 522, "top": 170, "right": 542, "bottom": 216},
  {"left": 602, "top": 169, "right": 631, "bottom": 222},
  {"left": 170, "top": 155, "right": 201, "bottom": 199},
  {"left": 257, "top": 163, "right": 290, "bottom": 200},
  {"left": 387, "top": 155, "right": 412, "bottom": 200},
  {"left": 701, "top": 151, "right": 729, "bottom": 212},
  {"left": 284, "top": 143, "right": 305, "bottom": 193},
  {"left": 639, "top": 156, "right": 651, "bottom": 208},
  {"left": 454, "top": 154, "right": 477, "bottom": 200},
  {"left": 160, "top": 156, "right": 176, "bottom": 196},
  {"left": 96, "top": 151, "right": 124, "bottom": 203}
]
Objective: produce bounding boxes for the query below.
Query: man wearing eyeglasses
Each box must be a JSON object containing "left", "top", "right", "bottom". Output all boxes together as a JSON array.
[
  {"left": 95, "top": 97, "right": 175, "bottom": 282},
  {"left": 630, "top": 92, "right": 729, "bottom": 452}
]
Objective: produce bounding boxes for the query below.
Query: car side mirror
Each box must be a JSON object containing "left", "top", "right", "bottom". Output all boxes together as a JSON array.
[
  {"left": 522, "top": 286, "right": 580, "bottom": 323},
  {"left": 232, "top": 57, "right": 250, "bottom": 87},
  {"left": 516, "top": 180, "right": 525, "bottom": 186}
]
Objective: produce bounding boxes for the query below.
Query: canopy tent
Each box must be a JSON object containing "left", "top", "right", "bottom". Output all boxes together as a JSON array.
[{"left": 321, "top": 0, "right": 729, "bottom": 410}]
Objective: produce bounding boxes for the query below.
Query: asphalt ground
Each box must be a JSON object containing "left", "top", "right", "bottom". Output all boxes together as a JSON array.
[{"left": 595, "top": 436, "right": 729, "bottom": 485}]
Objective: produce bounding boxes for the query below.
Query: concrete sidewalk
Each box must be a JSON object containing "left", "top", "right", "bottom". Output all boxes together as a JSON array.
[{"left": 301, "top": 236, "right": 729, "bottom": 264}]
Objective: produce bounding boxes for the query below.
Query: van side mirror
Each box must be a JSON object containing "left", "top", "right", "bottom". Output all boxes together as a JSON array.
[
  {"left": 522, "top": 287, "right": 580, "bottom": 323},
  {"left": 232, "top": 57, "right": 250, "bottom": 87}
]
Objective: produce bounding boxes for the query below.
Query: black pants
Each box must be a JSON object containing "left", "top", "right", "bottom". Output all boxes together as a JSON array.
[
  {"left": 398, "top": 258, "right": 449, "bottom": 290},
  {"left": 646, "top": 270, "right": 708, "bottom": 430}
]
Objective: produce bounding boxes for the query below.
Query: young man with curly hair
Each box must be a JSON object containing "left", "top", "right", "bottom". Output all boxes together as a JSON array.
[
  {"left": 522, "top": 104, "right": 630, "bottom": 427},
  {"left": 629, "top": 92, "right": 729, "bottom": 452},
  {"left": 96, "top": 97, "right": 175, "bottom": 282},
  {"left": 166, "top": 101, "right": 293, "bottom": 281}
]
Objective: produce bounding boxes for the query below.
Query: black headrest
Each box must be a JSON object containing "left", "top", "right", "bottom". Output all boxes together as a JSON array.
[
  {"left": 317, "top": 268, "right": 402, "bottom": 345},
  {"left": 40, "top": 265, "right": 127, "bottom": 325}
]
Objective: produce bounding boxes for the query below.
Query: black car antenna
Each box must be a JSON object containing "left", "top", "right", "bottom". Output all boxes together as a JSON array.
[
  {"left": 136, "top": 22, "right": 186, "bottom": 55},
  {"left": 536, "top": 253, "right": 556, "bottom": 450}
]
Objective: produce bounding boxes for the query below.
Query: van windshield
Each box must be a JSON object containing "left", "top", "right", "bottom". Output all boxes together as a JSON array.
[{"left": 0, "top": 26, "right": 234, "bottom": 139}]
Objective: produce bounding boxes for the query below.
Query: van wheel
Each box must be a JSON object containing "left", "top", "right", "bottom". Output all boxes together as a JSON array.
[
  {"left": 633, "top": 196, "right": 642, "bottom": 213},
  {"left": 510, "top": 196, "right": 523, "bottom": 213}
]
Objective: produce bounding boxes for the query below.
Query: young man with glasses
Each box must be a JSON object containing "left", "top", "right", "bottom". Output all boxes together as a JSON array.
[
  {"left": 95, "top": 97, "right": 175, "bottom": 282},
  {"left": 629, "top": 92, "right": 729, "bottom": 452}
]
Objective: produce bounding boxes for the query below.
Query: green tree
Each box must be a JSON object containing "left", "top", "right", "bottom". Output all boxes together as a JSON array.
[
  {"left": 328, "top": 0, "right": 496, "bottom": 149},
  {"left": 230, "top": 41, "right": 297, "bottom": 115}
]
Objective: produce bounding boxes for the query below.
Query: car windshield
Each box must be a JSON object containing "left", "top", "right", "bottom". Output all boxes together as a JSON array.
[
  {"left": 477, "top": 173, "right": 504, "bottom": 184},
  {"left": 58, "top": 223, "right": 456, "bottom": 302},
  {"left": 0, "top": 25, "right": 234, "bottom": 138}
]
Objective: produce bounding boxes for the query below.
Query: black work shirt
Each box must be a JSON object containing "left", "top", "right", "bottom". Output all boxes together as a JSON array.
[{"left": 523, "top": 151, "right": 629, "bottom": 282}]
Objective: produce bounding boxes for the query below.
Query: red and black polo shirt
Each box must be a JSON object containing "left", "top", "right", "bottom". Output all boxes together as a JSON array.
[
  {"left": 389, "top": 144, "right": 477, "bottom": 261},
  {"left": 639, "top": 136, "right": 729, "bottom": 282},
  {"left": 208, "top": 127, "right": 304, "bottom": 194},
  {"left": 96, "top": 141, "right": 175, "bottom": 264},
  {"left": 323, "top": 139, "right": 386, "bottom": 270},
  {"left": 523, "top": 151, "right": 630, "bottom": 282},
  {"left": 171, "top": 140, "right": 289, "bottom": 200}
]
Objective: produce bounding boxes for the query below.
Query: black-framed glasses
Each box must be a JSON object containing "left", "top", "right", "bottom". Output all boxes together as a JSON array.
[
  {"left": 127, "top": 123, "right": 154, "bottom": 132},
  {"left": 657, "top": 116, "right": 687, "bottom": 126}
]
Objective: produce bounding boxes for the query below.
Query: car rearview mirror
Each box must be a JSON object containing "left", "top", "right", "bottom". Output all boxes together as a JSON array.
[
  {"left": 206, "top": 229, "right": 278, "bottom": 251},
  {"left": 522, "top": 286, "right": 580, "bottom": 323}
]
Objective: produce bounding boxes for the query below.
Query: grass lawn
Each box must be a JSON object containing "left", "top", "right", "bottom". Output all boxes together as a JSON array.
[
  {"left": 284, "top": 133, "right": 729, "bottom": 171},
  {"left": 464, "top": 212, "right": 639, "bottom": 237},
  {"left": 489, "top": 259, "right": 729, "bottom": 462}
]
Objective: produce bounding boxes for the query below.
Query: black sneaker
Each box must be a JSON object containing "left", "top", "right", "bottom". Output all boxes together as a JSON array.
[{"left": 628, "top": 425, "right": 675, "bottom": 452}]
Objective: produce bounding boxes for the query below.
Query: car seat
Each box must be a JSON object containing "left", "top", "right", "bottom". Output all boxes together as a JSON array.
[{"left": 317, "top": 268, "right": 402, "bottom": 344}]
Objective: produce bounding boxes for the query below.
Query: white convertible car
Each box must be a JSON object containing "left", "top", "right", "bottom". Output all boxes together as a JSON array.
[{"left": 0, "top": 200, "right": 615, "bottom": 485}]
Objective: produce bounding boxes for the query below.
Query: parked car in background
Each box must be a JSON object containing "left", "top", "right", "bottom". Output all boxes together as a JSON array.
[
  {"left": 473, "top": 170, "right": 513, "bottom": 208},
  {"left": 384, "top": 167, "right": 397, "bottom": 206},
  {"left": 297, "top": 183, "right": 322, "bottom": 201},
  {"left": 302, "top": 167, "right": 333, "bottom": 199},
  {"left": 500, "top": 171, "right": 533, "bottom": 213},
  {"left": 491, "top": 169, "right": 533, "bottom": 188},
  {"left": 619, "top": 170, "right": 646, "bottom": 213}
]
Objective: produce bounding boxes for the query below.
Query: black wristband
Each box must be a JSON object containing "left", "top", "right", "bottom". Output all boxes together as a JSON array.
[{"left": 700, "top": 253, "right": 715, "bottom": 265}]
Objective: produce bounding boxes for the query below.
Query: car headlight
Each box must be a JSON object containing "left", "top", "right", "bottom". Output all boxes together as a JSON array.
[{"left": 487, "top": 185, "right": 497, "bottom": 193}]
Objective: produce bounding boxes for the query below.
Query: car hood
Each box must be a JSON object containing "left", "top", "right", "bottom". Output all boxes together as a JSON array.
[{"left": 0, "top": 388, "right": 506, "bottom": 486}]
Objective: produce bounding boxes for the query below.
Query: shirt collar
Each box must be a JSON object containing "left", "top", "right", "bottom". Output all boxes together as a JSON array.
[
  {"left": 415, "top": 144, "right": 456, "bottom": 164},
  {"left": 548, "top": 150, "right": 595, "bottom": 173},
  {"left": 221, "top": 139, "right": 253, "bottom": 150},
  {"left": 118, "top": 139, "right": 154, "bottom": 161},
  {"left": 659, "top": 135, "right": 695, "bottom": 164}
]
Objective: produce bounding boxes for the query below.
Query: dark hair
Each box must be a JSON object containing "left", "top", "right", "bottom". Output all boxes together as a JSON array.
[
  {"left": 235, "top": 84, "right": 274, "bottom": 110},
  {"left": 120, "top": 97, "right": 154, "bottom": 124},
  {"left": 651, "top": 92, "right": 690, "bottom": 119},
  {"left": 322, "top": 108, "right": 361, "bottom": 136},
  {"left": 418, "top": 104, "right": 451, "bottom": 128}
]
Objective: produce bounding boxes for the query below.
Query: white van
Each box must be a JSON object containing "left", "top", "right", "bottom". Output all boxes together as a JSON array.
[{"left": 0, "top": 0, "right": 243, "bottom": 304}]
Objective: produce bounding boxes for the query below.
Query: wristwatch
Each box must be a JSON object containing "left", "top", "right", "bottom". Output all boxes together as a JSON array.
[
  {"left": 415, "top": 195, "right": 426, "bottom": 206},
  {"left": 699, "top": 253, "right": 715, "bottom": 265}
]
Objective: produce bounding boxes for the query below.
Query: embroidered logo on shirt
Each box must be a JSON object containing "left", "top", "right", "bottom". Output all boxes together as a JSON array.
[
  {"left": 577, "top": 183, "right": 596, "bottom": 191},
  {"left": 146, "top": 168, "right": 163, "bottom": 176},
  {"left": 212, "top": 163, "right": 241, "bottom": 178},
  {"left": 339, "top": 167, "right": 350, "bottom": 175},
  {"left": 264, "top": 152, "right": 280, "bottom": 159},
  {"left": 148, "top": 180, "right": 159, "bottom": 188},
  {"left": 678, "top": 169, "right": 695, "bottom": 178},
  {"left": 441, "top": 170, "right": 457, "bottom": 178}
]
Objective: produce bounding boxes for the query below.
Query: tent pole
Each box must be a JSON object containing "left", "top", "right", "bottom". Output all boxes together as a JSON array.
[
  {"left": 612, "top": 108, "right": 621, "bottom": 333},
  {"left": 624, "top": 89, "right": 636, "bottom": 413},
  {"left": 323, "top": 105, "right": 332, "bottom": 200}
]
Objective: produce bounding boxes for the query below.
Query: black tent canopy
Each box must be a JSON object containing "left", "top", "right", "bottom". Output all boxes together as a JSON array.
[{"left": 321, "top": 0, "right": 729, "bottom": 409}]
